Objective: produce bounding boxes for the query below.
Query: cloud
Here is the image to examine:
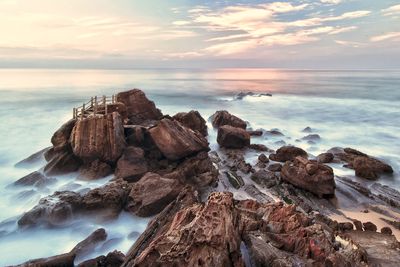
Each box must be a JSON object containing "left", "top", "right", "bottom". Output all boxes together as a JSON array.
[
  {"left": 370, "top": 32, "right": 400, "bottom": 42},
  {"left": 289, "top": 11, "right": 371, "bottom": 27},
  {"left": 320, "top": 0, "right": 342, "bottom": 5},
  {"left": 328, "top": 26, "right": 358, "bottom": 35},
  {"left": 381, "top": 4, "right": 400, "bottom": 17},
  {"left": 204, "top": 40, "right": 259, "bottom": 55},
  {"left": 172, "top": 20, "right": 191, "bottom": 26},
  {"left": 335, "top": 40, "right": 364, "bottom": 47}
]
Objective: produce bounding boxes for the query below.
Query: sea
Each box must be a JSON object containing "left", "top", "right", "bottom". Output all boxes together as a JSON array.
[{"left": 0, "top": 68, "right": 399, "bottom": 265}]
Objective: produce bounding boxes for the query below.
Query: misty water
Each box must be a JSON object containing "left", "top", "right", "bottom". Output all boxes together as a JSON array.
[{"left": 0, "top": 68, "right": 399, "bottom": 265}]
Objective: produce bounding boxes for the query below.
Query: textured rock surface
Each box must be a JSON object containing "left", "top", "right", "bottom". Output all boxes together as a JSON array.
[
  {"left": 77, "top": 159, "right": 112, "bottom": 180},
  {"left": 217, "top": 125, "right": 250, "bottom": 149},
  {"left": 115, "top": 146, "right": 148, "bottom": 182},
  {"left": 281, "top": 156, "right": 335, "bottom": 197},
  {"left": 149, "top": 119, "right": 209, "bottom": 161},
  {"left": 13, "top": 171, "right": 56, "bottom": 188},
  {"left": 70, "top": 112, "right": 126, "bottom": 164},
  {"left": 269, "top": 145, "right": 308, "bottom": 162},
  {"left": 173, "top": 110, "right": 208, "bottom": 136},
  {"left": 44, "top": 150, "right": 82, "bottom": 176},
  {"left": 317, "top": 152, "right": 334, "bottom": 163},
  {"left": 210, "top": 110, "right": 247, "bottom": 129}
]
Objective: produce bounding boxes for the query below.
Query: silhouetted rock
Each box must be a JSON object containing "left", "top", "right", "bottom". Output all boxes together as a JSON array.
[
  {"left": 173, "top": 110, "right": 207, "bottom": 136},
  {"left": 269, "top": 145, "right": 308, "bottom": 162},
  {"left": 217, "top": 125, "right": 250, "bottom": 149},
  {"left": 210, "top": 110, "right": 247, "bottom": 129},
  {"left": 381, "top": 227, "right": 392, "bottom": 235}
]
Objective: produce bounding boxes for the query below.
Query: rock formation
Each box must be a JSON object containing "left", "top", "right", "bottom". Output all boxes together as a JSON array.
[
  {"left": 269, "top": 145, "right": 308, "bottom": 162},
  {"left": 217, "top": 125, "right": 250, "bottom": 148},
  {"left": 210, "top": 110, "right": 247, "bottom": 129},
  {"left": 173, "top": 110, "right": 208, "bottom": 136}
]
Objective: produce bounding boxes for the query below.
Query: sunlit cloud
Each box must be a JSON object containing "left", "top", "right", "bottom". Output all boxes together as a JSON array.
[
  {"left": 370, "top": 32, "right": 400, "bottom": 42},
  {"left": 320, "top": 0, "right": 343, "bottom": 5},
  {"left": 335, "top": 40, "right": 364, "bottom": 47},
  {"left": 381, "top": 4, "right": 400, "bottom": 17},
  {"left": 328, "top": 26, "right": 358, "bottom": 35}
]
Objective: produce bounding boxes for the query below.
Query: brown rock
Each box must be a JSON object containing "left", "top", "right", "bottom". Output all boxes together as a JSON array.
[
  {"left": 247, "top": 130, "right": 263, "bottom": 136},
  {"left": 116, "top": 89, "right": 162, "bottom": 123},
  {"left": 363, "top": 221, "right": 377, "bottom": 232},
  {"left": 77, "top": 159, "right": 112, "bottom": 180},
  {"left": 268, "top": 163, "right": 282, "bottom": 172},
  {"left": 173, "top": 110, "right": 207, "bottom": 136},
  {"left": 126, "top": 172, "right": 183, "bottom": 217},
  {"left": 248, "top": 143, "right": 269, "bottom": 151},
  {"left": 353, "top": 220, "right": 363, "bottom": 231},
  {"left": 15, "top": 147, "right": 50, "bottom": 168},
  {"left": 70, "top": 112, "right": 126, "bottom": 164},
  {"left": 250, "top": 170, "right": 278, "bottom": 188},
  {"left": 115, "top": 147, "right": 148, "bottom": 182},
  {"left": 14, "top": 253, "right": 75, "bottom": 267},
  {"left": 381, "top": 227, "right": 392, "bottom": 235},
  {"left": 106, "top": 102, "right": 128, "bottom": 120},
  {"left": 13, "top": 171, "right": 56, "bottom": 188},
  {"left": 149, "top": 119, "right": 209, "bottom": 161},
  {"left": 258, "top": 153, "right": 269, "bottom": 163},
  {"left": 125, "top": 125, "right": 147, "bottom": 146},
  {"left": 210, "top": 110, "right": 247, "bottom": 129},
  {"left": 353, "top": 156, "right": 394, "bottom": 180},
  {"left": 51, "top": 119, "right": 76, "bottom": 152},
  {"left": 281, "top": 156, "right": 335, "bottom": 197},
  {"left": 71, "top": 228, "right": 107, "bottom": 261},
  {"left": 217, "top": 125, "right": 250, "bottom": 149},
  {"left": 317, "top": 152, "right": 334, "bottom": 163},
  {"left": 44, "top": 150, "right": 82, "bottom": 176},
  {"left": 78, "top": 250, "right": 125, "bottom": 267},
  {"left": 269, "top": 146, "right": 308, "bottom": 162}
]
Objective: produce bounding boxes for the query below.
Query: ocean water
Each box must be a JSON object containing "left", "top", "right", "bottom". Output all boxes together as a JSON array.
[{"left": 0, "top": 68, "right": 399, "bottom": 265}]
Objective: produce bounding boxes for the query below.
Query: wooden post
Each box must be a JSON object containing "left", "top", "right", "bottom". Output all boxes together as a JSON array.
[
  {"left": 112, "top": 95, "right": 115, "bottom": 103},
  {"left": 81, "top": 104, "right": 85, "bottom": 119},
  {"left": 73, "top": 108, "right": 75, "bottom": 119},
  {"left": 90, "top": 97, "right": 93, "bottom": 109},
  {"left": 103, "top": 96, "right": 106, "bottom": 115},
  {"left": 94, "top": 96, "right": 98, "bottom": 115}
]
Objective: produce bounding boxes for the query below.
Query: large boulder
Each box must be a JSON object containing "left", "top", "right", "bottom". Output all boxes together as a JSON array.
[
  {"left": 44, "top": 151, "right": 82, "bottom": 176},
  {"left": 51, "top": 119, "right": 76, "bottom": 152},
  {"left": 116, "top": 89, "right": 162, "bottom": 124},
  {"left": 173, "top": 110, "right": 208, "bottom": 136},
  {"left": 70, "top": 112, "right": 126, "bottom": 164},
  {"left": 217, "top": 125, "right": 250, "bottom": 149},
  {"left": 149, "top": 119, "right": 209, "bottom": 161},
  {"left": 281, "top": 156, "right": 335, "bottom": 197},
  {"left": 210, "top": 110, "right": 247, "bottom": 129},
  {"left": 115, "top": 146, "right": 148, "bottom": 182},
  {"left": 269, "top": 145, "right": 308, "bottom": 162},
  {"left": 126, "top": 172, "right": 183, "bottom": 217},
  {"left": 77, "top": 159, "right": 112, "bottom": 180}
]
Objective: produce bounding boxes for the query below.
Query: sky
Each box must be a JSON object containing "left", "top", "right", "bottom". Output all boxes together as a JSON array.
[{"left": 0, "top": 0, "right": 399, "bottom": 69}]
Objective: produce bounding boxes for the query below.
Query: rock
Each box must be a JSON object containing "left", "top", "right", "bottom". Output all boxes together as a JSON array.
[
  {"left": 77, "top": 160, "right": 112, "bottom": 180},
  {"left": 51, "top": 119, "right": 76, "bottom": 152},
  {"left": 258, "top": 153, "right": 269, "bottom": 163},
  {"left": 126, "top": 172, "right": 183, "bottom": 217},
  {"left": 106, "top": 102, "right": 128, "bottom": 120},
  {"left": 302, "top": 126, "right": 312, "bottom": 133},
  {"left": 173, "top": 110, "right": 208, "bottom": 136},
  {"left": 381, "top": 227, "right": 392, "bottom": 235},
  {"left": 70, "top": 112, "right": 126, "bottom": 164},
  {"left": 353, "top": 220, "right": 363, "bottom": 231},
  {"left": 248, "top": 143, "right": 269, "bottom": 151},
  {"left": 78, "top": 250, "right": 125, "bottom": 267},
  {"left": 243, "top": 184, "right": 274, "bottom": 203},
  {"left": 125, "top": 125, "right": 147, "bottom": 146},
  {"left": 250, "top": 170, "right": 278, "bottom": 188},
  {"left": 224, "top": 171, "right": 245, "bottom": 189},
  {"left": 15, "top": 147, "right": 50, "bottom": 168},
  {"left": 265, "top": 130, "right": 284, "bottom": 136},
  {"left": 370, "top": 183, "right": 400, "bottom": 208},
  {"left": 14, "top": 252, "right": 75, "bottom": 267},
  {"left": 247, "top": 130, "right": 263, "bottom": 136},
  {"left": 269, "top": 146, "right": 308, "bottom": 162},
  {"left": 13, "top": 171, "right": 56, "bottom": 188},
  {"left": 352, "top": 156, "right": 393, "bottom": 180},
  {"left": 115, "top": 147, "right": 148, "bottom": 182},
  {"left": 281, "top": 156, "right": 335, "bottom": 197},
  {"left": 317, "top": 152, "right": 334, "bottom": 163},
  {"left": 302, "top": 134, "right": 321, "bottom": 141},
  {"left": 267, "top": 163, "right": 282, "bottom": 172},
  {"left": 210, "top": 110, "right": 247, "bottom": 129},
  {"left": 363, "top": 221, "right": 377, "bottom": 232},
  {"left": 149, "top": 119, "right": 209, "bottom": 161},
  {"left": 44, "top": 150, "right": 82, "bottom": 176},
  {"left": 71, "top": 228, "right": 107, "bottom": 261},
  {"left": 338, "top": 222, "right": 354, "bottom": 231},
  {"left": 116, "top": 89, "right": 162, "bottom": 124},
  {"left": 217, "top": 125, "right": 250, "bottom": 149}
]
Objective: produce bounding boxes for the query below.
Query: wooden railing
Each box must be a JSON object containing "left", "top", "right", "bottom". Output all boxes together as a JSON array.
[{"left": 73, "top": 94, "right": 117, "bottom": 120}]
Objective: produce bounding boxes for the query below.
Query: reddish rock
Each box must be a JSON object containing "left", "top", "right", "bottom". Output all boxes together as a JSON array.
[
  {"left": 210, "top": 110, "right": 247, "bottom": 129},
  {"left": 77, "top": 159, "right": 112, "bottom": 180},
  {"left": 247, "top": 130, "right": 263, "bottom": 136},
  {"left": 13, "top": 171, "right": 56, "bottom": 188},
  {"left": 51, "top": 119, "right": 76, "bottom": 152},
  {"left": 173, "top": 110, "right": 208, "bottom": 136},
  {"left": 106, "top": 102, "right": 128, "bottom": 120},
  {"left": 281, "top": 156, "right": 335, "bottom": 197},
  {"left": 268, "top": 163, "right": 282, "bottom": 172},
  {"left": 258, "top": 153, "right": 269, "bottom": 163},
  {"left": 317, "top": 152, "right": 334, "bottom": 163},
  {"left": 353, "top": 220, "right": 363, "bottom": 231},
  {"left": 78, "top": 250, "right": 125, "bottom": 267},
  {"left": 115, "top": 147, "right": 148, "bottom": 182},
  {"left": 43, "top": 151, "right": 82, "bottom": 176},
  {"left": 353, "top": 156, "right": 393, "bottom": 180},
  {"left": 381, "top": 227, "right": 392, "bottom": 235},
  {"left": 248, "top": 143, "right": 269, "bottom": 151},
  {"left": 125, "top": 125, "right": 147, "bottom": 146},
  {"left": 149, "top": 119, "right": 209, "bottom": 161},
  {"left": 363, "top": 221, "right": 377, "bottom": 232},
  {"left": 70, "top": 112, "right": 126, "bottom": 164},
  {"left": 269, "top": 146, "right": 308, "bottom": 162},
  {"left": 116, "top": 89, "right": 162, "bottom": 123},
  {"left": 217, "top": 125, "right": 250, "bottom": 149}
]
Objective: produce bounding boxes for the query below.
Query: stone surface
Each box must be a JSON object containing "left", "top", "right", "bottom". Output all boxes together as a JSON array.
[
  {"left": 281, "top": 156, "right": 336, "bottom": 197},
  {"left": 126, "top": 172, "right": 183, "bottom": 217},
  {"left": 149, "top": 118, "right": 209, "bottom": 161},
  {"left": 302, "top": 134, "right": 321, "bottom": 141},
  {"left": 116, "top": 89, "right": 162, "bottom": 123},
  {"left": 250, "top": 170, "right": 278, "bottom": 188},
  {"left": 269, "top": 145, "right": 308, "bottom": 162},
  {"left": 15, "top": 147, "right": 50, "bottom": 168},
  {"left": 70, "top": 112, "right": 126, "bottom": 164},
  {"left": 44, "top": 150, "right": 82, "bottom": 176},
  {"left": 115, "top": 147, "right": 148, "bottom": 182},
  {"left": 258, "top": 153, "right": 269, "bottom": 163},
  {"left": 217, "top": 125, "right": 250, "bottom": 149},
  {"left": 77, "top": 159, "right": 112, "bottom": 180},
  {"left": 317, "top": 152, "right": 334, "bottom": 163},
  {"left": 267, "top": 163, "right": 282, "bottom": 172},
  {"left": 13, "top": 171, "right": 56, "bottom": 188},
  {"left": 173, "top": 110, "right": 208, "bottom": 136},
  {"left": 210, "top": 110, "right": 247, "bottom": 129},
  {"left": 363, "top": 221, "right": 377, "bottom": 232},
  {"left": 51, "top": 119, "right": 76, "bottom": 152},
  {"left": 78, "top": 250, "right": 125, "bottom": 267}
]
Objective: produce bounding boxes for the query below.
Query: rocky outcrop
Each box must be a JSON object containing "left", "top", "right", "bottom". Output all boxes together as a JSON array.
[
  {"left": 217, "top": 125, "right": 250, "bottom": 149},
  {"left": 44, "top": 150, "right": 82, "bottom": 176},
  {"left": 116, "top": 89, "right": 162, "bottom": 124},
  {"left": 78, "top": 250, "right": 125, "bottom": 267},
  {"left": 149, "top": 119, "right": 209, "bottom": 161},
  {"left": 281, "top": 156, "right": 335, "bottom": 197},
  {"left": 210, "top": 110, "right": 247, "bottom": 129},
  {"left": 115, "top": 146, "right": 148, "bottom": 182},
  {"left": 173, "top": 110, "right": 208, "bottom": 136},
  {"left": 126, "top": 172, "right": 183, "bottom": 217},
  {"left": 70, "top": 112, "right": 126, "bottom": 164},
  {"left": 77, "top": 159, "right": 112, "bottom": 180},
  {"left": 269, "top": 145, "right": 308, "bottom": 162}
]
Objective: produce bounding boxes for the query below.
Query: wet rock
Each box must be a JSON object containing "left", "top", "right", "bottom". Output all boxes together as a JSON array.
[
  {"left": 371, "top": 183, "right": 400, "bottom": 208},
  {"left": 115, "top": 147, "right": 148, "bottom": 182},
  {"left": 281, "top": 156, "right": 335, "bottom": 198},
  {"left": 251, "top": 170, "right": 278, "bottom": 188},
  {"left": 317, "top": 152, "right": 334, "bottom": 163},
  {"left": 72, "top": 228, "right": 107, "bottom": 261},
  {"left": 125, "top": 125, "right": 147, "bottom": 146},
  {"left": 51, "top": 119, "right": 76, "bottom": 152},
  {"left": 363, "top": 221, "right": 377, "bottom": 232},
  {"left": 302, "top": 134, "right": 321, "bottom": 141},
  {"left": 265, "top": 130, "right": 284, "bottom": 136},
  {"left": 15, "top": 147, "right": 50, "bottom": 168},
  {"left": 225, "top": 171, "right": 245, "bottom": 189},
  {"left": 116, "top": 89, "right": 163, "bottom": 124},
  {"left": 149, "top": 118, "right": 209, "bottom": 161},
  {"left": 302, "top": 126, "right": 312, "bottom": 133},
  {"left": 44, "top": 150, "right": 82, "bottom": 176},
  {"left": 77, "top": 159, "right": 112, "bottom": 180},
  {"left": 14, "top": 252, "right": 75, "bottom": 267},
  {"left": 126, "top": 172, "right": 183, "bottom": 217},
  {"left": 268, "top": 163, "right": 282, "bottom": 172},
  {"left": 247, "top": 130, "right": 263, "bottom": 136},
  {"left": 248, "top": 143, "right": 269, "bottom": 151},
  {"left": 173, "top": 110, "right": 207, "bottom": 136},
  {"left": 70, "top": 112, "right": 126, "bottom": 164},
  {"left": 353, "top": 220, "right": 363, "bottom": 231},
  {"left": 269, "top": 145, "right": 308, "bottom": 162},
  {"left": 381, "top": 226, "right": 392, "bottom": 235},
  {"left": 78, "top": 250, "right": 125, "bottom": 267},
  {"left": 13, "top": 171, "right": 56, "bottom": 188},
  {"left": 258, "top": 153, "right": 269, "bottom": 163},
  {"left": 209, "top": 151, "right": 221, "bottom": 164},
  {"left": 381, "top": 219, "right": 400, "bottom": 230},
  {"left": 243, "top": 185, "right": 274, "bottom": 203},
  {"left": 338, "top": 222, "right": 353, "bottom": 231},
  {"left": 217, "top": 125, "right": 250, "bottom": 149},
  {"left": 210, "top": 110, "right": 247, "bottom": 129}
]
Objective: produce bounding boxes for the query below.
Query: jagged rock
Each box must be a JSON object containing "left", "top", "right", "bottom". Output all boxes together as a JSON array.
[
  {"left": 115, "top": 147, "right": 148, "bottom": 182},
  {"left": 210, "top": 110, "right": 247, "bottom": 129},
  {"left": 243, "top": 185, "right": 274, "bottom": 203},
  {"left": 51, "top": 119, "right": 77, "bottom": 152},
  {"left": 78, "top": 250, "right": 125, "bottom": 267},
  {"left": 106, "top": 102, "right": 128, "bottom": 120},
  {"left": 269, "top": 146, "right": 308, "bottom": 162},
  {"left": 317, "top": 152, "right": 334, "bottom": 163},
  {"left": 15, "top": 147, "right": 50, "bottom": 168},
  {"left": 370, "top": 183, "right": 400, "bottom": 208},
  {"left": 149, "top": 119, "right": 209, "bottom": 161},
  {"left": 217, "top": 125, "right": 250, "bottom": 149},
  {"left": 116, "top": 89, "right": 162, "bottom": 124},
  {"left": 77, "top": 159, "right": 112, "bottom": 180},
  {"left": 126, "top": 172, "right": 183, "bottom": 217},
  {"left": 281, "top": 156, "right": 335, "bottom": 197},
  {"left": 13, "top": 171, "right": 56, "bottom": 188},
  {"left": 173, "top": 110, "right": 208, "bottom": 136}
]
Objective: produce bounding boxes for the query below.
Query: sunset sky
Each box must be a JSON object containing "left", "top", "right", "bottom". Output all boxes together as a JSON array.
[{"left": 0, "top": 0, "right": 399, "bottom": 68}]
